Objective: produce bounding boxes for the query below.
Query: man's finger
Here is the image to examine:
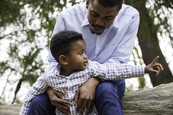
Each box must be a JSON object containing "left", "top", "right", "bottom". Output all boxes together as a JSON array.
[
  {"left": 86, "top": 100, "right": 94, "bottom": 115},
  {"left": 59, "top": 107, "right": 70, "bottom": 115},
  {"left": 57, "top": 98, "right": 73, "bottom": 105},
  {"left": 54, "top": 91, "right": 64, "bottom": 99},
  {"left": 80, "top": 100, "right": 87, "bottom": 115},
  {"left": 76, "top": 98, "right": 83, "bottom": 112},
  {"left": 53, "top": 103, "right": 71, "bottom": 114},
  {"left": 56, "top": 103, "right": 70, "bottom": 111},
  {"left": 74, "top": 89, "right": 79, "bottom": 104},
  {"left": 152, "top": 56, "right": 159, "bottom": 64}
]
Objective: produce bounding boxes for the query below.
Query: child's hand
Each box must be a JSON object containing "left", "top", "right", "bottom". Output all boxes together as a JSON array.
[{"left": 145, "top": 56, "right": 164, "bottom": 76}]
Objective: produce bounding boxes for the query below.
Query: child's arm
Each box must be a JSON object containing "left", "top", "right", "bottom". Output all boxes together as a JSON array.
[
  {"left": 88, "top": 60, "right": 144, "bottom": 80},
  {"left": 88, "top": 56, "right": 163, "bottom": 80}
]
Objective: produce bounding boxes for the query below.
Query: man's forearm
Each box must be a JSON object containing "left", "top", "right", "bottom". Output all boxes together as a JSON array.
[{"left": 88, "top": 77, "right": 101, "bottom": 87}]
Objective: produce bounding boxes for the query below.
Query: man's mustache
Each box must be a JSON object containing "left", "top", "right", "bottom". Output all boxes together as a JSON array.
[{"left": 91, "top": 24, "right": 105, "bottom": 29}]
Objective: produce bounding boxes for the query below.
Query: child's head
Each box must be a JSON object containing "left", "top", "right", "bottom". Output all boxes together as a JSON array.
[{"left": 50, "top": 30, "right": 88, "bottom": 72}]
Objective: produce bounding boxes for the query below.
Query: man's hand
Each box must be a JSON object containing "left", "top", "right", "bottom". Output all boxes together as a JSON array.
[
  {"left": 145, "top": 56, "right": 164, "bottom": 76},
  {"left": 74, "top": 77, "right": 100, "bottom": 115},
  {"left": 46, "top": 87, "right": 72, "bottom": 114}
]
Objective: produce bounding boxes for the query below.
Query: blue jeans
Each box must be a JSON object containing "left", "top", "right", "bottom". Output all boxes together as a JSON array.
[
  {"left": 95, "top": 80, "right": 125, "bottom": 115},
  {"left": 27, "top": 93, "right": 56, "bottom": 115},
  {"left": 27, "top": 80, "right": 125, "bottom": 115}
]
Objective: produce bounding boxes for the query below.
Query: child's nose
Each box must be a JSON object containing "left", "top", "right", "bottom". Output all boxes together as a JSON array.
[{"left": 84, "top": 53, "right": 88, "bottom": 59}]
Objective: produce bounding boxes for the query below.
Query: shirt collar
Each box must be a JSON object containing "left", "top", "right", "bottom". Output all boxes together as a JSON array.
[
  {"left": 81, "top": 12, "right": 89, "bottom": 27},
  {"left": 111, "top": 17, "right": 119, "bottom": 30},
  {"left": 55, "top": 64, "right": 61, "bottom": 76}
]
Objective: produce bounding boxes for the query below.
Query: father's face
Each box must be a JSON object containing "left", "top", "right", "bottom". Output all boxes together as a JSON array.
[{"left": 86, "top": 0, "right": 119, "bottom": 35}]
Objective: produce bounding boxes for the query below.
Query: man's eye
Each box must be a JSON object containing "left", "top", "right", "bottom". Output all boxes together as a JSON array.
[
  {"left": 104, "top": 17, "right": 113, "bottom": 20},
  {"left": 91, "top": 11, "right": 98, "bottom": 17}
]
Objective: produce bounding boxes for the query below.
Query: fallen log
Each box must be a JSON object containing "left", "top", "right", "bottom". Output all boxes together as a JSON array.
[
  {"left": 122, "top": 82, "right": 173, "bottom": 115},
  {"left": 0, "top": 104, "right": 21, "bottom": 115},
  {"left": 0, "top": 82, "right": 173, "bottom": 115}
]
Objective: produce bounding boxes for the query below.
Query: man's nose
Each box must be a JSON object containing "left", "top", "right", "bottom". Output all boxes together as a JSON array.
[{"left": 95, "top": 18, "right": 105, "bottom": 27}]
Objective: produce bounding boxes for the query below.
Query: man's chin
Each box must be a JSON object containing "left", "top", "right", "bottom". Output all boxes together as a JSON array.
[{"left": 90, "top": 28, "right": 103, "bottom": 35}]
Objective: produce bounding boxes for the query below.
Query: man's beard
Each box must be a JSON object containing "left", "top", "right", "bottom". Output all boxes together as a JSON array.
[
  {"left": 90, "top": 24, "right": 105, "bottom": 35},
  {"left": 90, "top": 28, "right": 102, "bottom": 35}
]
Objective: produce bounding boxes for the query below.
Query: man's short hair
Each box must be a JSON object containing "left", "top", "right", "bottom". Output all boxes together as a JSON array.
[
  {"left": 89, "top": 0, "right": 123, "bottom": 9},
  {"left": 50, "top": 30, "right": 83, "bottom": 62}
]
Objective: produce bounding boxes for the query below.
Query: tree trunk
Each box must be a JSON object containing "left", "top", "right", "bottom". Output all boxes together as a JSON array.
[
  {"left": 1, "top": 82, "right": 173, "bottom": 115},
  {"left": 122, "top": 82, "right": 173, "bottom": 114},
  {"left": 125, "top": 0, "right": 173, "bottom": 86}
]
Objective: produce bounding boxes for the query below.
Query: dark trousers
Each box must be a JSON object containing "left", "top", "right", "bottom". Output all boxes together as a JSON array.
[{"left": 27, "top": 80, "right": 125, "bottom": 115}]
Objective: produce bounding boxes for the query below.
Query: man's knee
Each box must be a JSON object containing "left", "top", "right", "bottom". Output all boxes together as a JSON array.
[
  {"left": 97, "top": 80, "right": 125, "bottom": 99},
  {"left": 94, "top": 81, "right": 124, "bottom": 115},
  {"left": 31, "top": 93, "right": 51, "bottom": 107},
  {"left": 28, "top": 93, "right": 56, "bottom": 115},
  {"left": 96, "top": 81, "right": 118, "bottom": 96}
]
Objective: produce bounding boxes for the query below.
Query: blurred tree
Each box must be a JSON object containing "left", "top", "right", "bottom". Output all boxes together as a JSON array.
[{"left": 125, "top": 0, "right": 173, "bottom": 86}]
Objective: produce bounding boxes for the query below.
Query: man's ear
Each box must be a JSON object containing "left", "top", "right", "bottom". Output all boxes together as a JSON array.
[
  {"left": 59, "top": 55, "right": 69, "bottom": 65},
  {"left": 86, "top": 0, "right": 89, "bottom": 9}
]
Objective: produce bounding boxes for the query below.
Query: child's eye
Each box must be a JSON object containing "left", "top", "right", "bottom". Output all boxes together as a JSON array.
[
  {"left": 79, "top": 50, "right": 87, "bottom": 55},
  {"left": 79, "top": 51, "right": 84, "bottom": 55}
]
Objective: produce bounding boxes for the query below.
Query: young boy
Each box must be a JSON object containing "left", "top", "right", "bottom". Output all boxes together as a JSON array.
[{"left": 20, "top": 30, "right": 163, "bottom": 115}]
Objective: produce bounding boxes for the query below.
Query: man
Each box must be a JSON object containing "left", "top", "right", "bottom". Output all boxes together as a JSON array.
[{"left": 27, "top": 0, "right": 140, "bottom": 114}]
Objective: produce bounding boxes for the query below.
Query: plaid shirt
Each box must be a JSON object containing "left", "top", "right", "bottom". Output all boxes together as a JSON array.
[{"left": 20, "top": 60, "right": 144, "bottom": 115}]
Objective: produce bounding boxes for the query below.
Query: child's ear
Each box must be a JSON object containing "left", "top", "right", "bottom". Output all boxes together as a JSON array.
[{"left": 59, "top": 55, "right": 69, "bottom": 65}]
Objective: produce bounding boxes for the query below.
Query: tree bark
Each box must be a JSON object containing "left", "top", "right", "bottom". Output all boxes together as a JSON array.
[
  {"left": 122, "top": 82, "right": 173, "bottom": 114},
  {"left": 125, "top": 0, "right": 173, "bottom": 86}
]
